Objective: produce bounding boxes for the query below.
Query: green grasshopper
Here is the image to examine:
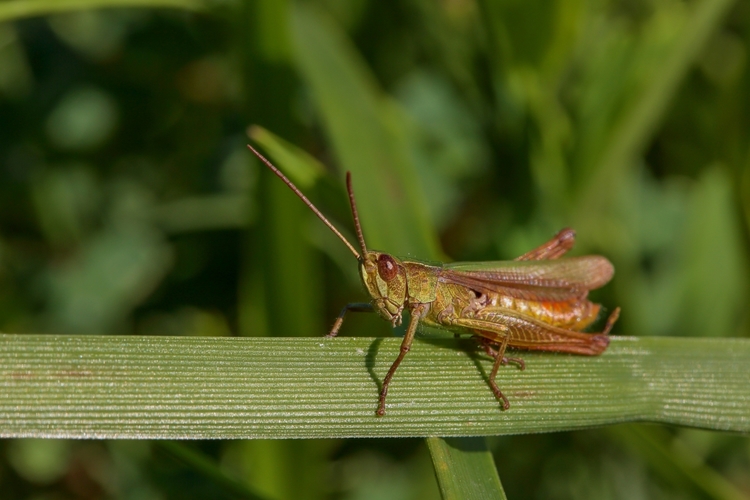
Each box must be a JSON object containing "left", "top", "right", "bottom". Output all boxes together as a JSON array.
[{"left": 248, "top": 145, "right": 620, "bottom": 416}]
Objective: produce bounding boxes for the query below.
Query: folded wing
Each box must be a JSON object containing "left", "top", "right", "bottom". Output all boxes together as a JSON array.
[{"left": 440, "top": 256, "right": 614, "bottom": 301}]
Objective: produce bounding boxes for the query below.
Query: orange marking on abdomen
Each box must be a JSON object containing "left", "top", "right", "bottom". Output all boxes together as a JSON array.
[{"left": 514, "top": 299, "right": 600, "bottom": 331}]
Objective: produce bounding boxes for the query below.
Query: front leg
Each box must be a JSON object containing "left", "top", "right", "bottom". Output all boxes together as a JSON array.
[
  {"left": 327, "top": 303, "right": 374, "bottom": 337},
  {"left": 376, "top": 303, "right": 427, "bottom": 416}
]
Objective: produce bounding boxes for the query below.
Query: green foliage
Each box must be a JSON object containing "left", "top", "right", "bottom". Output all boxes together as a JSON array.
[{"left": 1, "top": 0, "right": 749, "bottom": 498}]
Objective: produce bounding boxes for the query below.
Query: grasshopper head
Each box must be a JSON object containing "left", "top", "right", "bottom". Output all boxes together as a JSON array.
[{"left": 360, "top": 251, "right": 408, "bottom": 326}]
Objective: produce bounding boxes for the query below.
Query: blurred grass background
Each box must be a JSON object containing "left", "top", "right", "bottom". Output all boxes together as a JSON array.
[{"left": 0, "top": 0, "right": 749, "bottom": 498}]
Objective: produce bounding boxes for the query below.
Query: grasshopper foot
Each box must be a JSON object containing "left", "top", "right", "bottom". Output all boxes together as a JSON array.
[
  {"left": 376, "top": 394, "right": 387, "bottom": 416},
  {"left": 489, "top": 382, "right": 511, "bottom": 410},
  {"left": 501, "top": 356, "right": 525, "bottom": 371}
]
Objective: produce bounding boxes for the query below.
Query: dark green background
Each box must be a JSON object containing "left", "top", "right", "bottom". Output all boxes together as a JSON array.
[{"left": 0, "top": 0, "right": 748, "bottom": 498}]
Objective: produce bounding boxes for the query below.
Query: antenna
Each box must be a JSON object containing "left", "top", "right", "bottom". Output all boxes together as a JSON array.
[
  {"left": 247, "top": 145, "right": 362, "bottom": 260},
  {"left": 345, "top": 172, "right": 368, "bottom": 258}
]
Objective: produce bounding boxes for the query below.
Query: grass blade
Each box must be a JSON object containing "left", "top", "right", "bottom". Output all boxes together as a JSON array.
[
  {"left": 1, "top": 334, "right": 748, "bottom": 438},
  {"left": 427, "top": 437, "right": 506, "bottom": 500}
]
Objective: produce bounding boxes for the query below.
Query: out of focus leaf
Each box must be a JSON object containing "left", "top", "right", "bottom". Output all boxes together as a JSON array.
[
  {"left": 577, "top": 0, "right": 736, "bottom": 214},
  {"left": 45, "top": 224, "right": 172, "bottom": 333},
  {"left": 291, "top": 3, "right": 440, "bottom": 259},
  {"left": 677, "top": 166, "right": 746, "bottom": 337},
  {"left": 45, "top": 86, "right": 119, "bottom": 151},
  {"left": 153, "top": 194, "right": 249, "bottom": 233},
  {"left": 7, "top": 440, "right": 71, "bottom": 483},
  {"left": 0, "top": 0, "right": 206, "bottom": 23},
  {"left": 43, "top": 179, "right": 172, "bottom": 334},
  {"left": 394, "top": 71, "right": 489, "bottom": 230},
  {"left": 0, "top": 25, "right": 33, "bottom": 98},
  {"left": 31, "top": 164, "right": 100, "bottom": 247},
  {"left": 157, "top": 441, "right": 273, "bottom": 500},
  {"left": 248, "top": 125, "right": 326, "bottom": 189},
  {"left": 609, "top": 425, "right": 747, "bottom": 500}
]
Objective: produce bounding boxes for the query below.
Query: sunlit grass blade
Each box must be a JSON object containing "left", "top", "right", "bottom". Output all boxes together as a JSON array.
[{"left": 1, "top": 334, "right": 748, "bottom": 438}]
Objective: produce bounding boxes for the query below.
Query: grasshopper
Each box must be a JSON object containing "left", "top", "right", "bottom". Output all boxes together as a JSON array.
[{"left": 248, "top": 145, "right": 620, "bottom": 416}]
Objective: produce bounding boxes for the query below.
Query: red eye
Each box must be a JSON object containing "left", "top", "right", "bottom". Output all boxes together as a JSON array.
[{"left": 377, "top": 254, "right": 398, "bottom": 281}]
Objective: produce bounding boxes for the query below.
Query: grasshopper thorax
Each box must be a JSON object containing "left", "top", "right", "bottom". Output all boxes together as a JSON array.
[{"left": 360, "top": 251, "right": 408, "bottom": 326}]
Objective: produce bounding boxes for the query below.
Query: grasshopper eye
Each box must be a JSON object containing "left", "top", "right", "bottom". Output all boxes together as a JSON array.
[{"left": 377, "top": 254, "right": 398, "bottom": 281}]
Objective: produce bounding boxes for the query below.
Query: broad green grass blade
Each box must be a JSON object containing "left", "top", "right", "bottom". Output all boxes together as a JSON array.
[
  {"left": 427, "top": 437, "right": 507, "bottom": 500},
  {"left": 0, "top": 0, "right": 206, "bottom": 23},
  {"left": 1, "top": 334, "right": 748, "bottom": 438}
]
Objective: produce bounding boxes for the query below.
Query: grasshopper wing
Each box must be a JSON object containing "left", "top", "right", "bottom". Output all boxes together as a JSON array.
[{"left": 440, "top": 256, "right": 614, "bottom": 301}]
